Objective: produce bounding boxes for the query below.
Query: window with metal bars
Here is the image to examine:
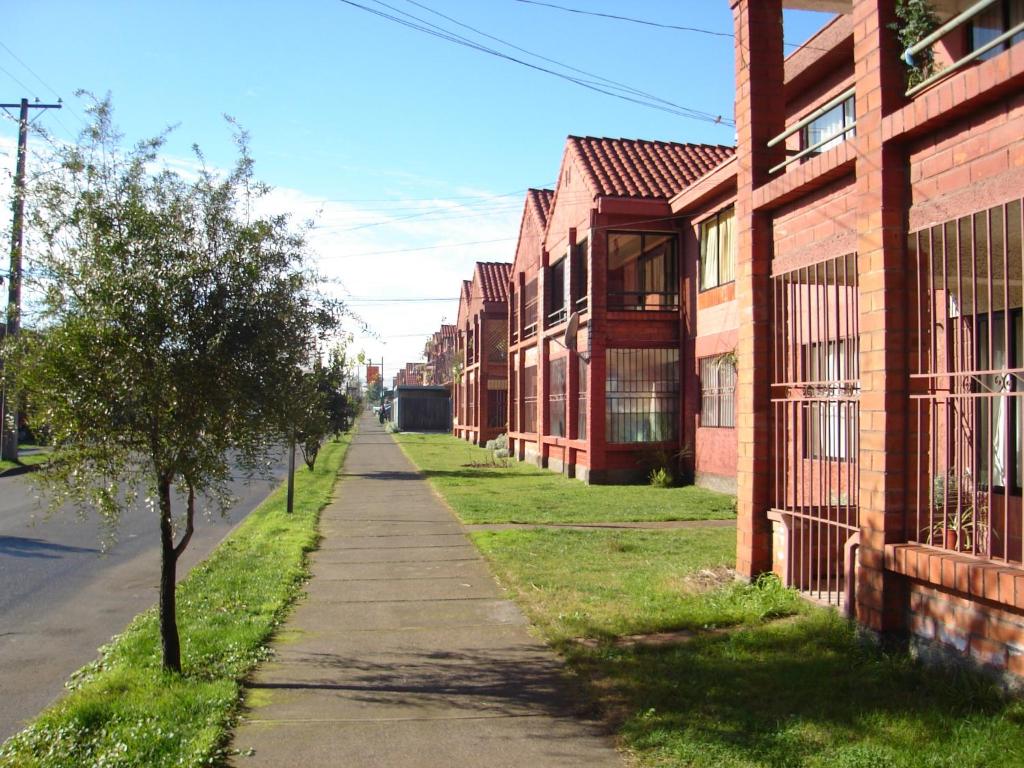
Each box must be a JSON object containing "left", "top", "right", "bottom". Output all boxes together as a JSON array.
[
  {"left": 548, "top": 358, "right": 566, "bottom": 437},
  {"left": 573, "top": 238, "right": 589, "bottom": 312},
  {"left": 522, "top": 364, "right": 538, "bottom": 433},
  {"left": 909, "top": 199, "right": 1024, "bottom": 564},
  {"left": 487, "top": 379, "right": 508, "bottom": 429},
  {"left": 699, "top": 354, "right": 736, "bottom": 428},
  {"left": 577, "top": 356, "right": 588, "bottom": 440},
  {"left": 547, "top": 258, "right": 567, "bottom": 327},
  {"left": 523, "top": 279, "right": 538, "bottom": 338},
  {"left": 605, "top": 348, "right": 679, "bottom": 443}
]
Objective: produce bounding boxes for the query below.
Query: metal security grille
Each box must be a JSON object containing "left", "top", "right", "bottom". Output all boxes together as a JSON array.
[
  {"left": 577, "top": 356, "right": 588, "bottom": 440},
  {"left": 605, "top": 348, "right": 679, "bottom": 443},
  {"left": 466, "top": 371, "right": 476, "bottom": 427},
  {"left": 523, "top": 364, "right": 538, "bottom": 433},
  {"left": 699, "top": 354, "right": 736, "bottom": 427},
  {"left": 548, "top": 358, "right": 567, "bottom": 437},
  {"left": 487, "top": 321, "right": 506, "bottom": 363},
  {"left": 771, "top": 252, "right": 860, "bottom": 610},
  {"left": 523, "top": 279, "right": 538, "bottom": 339},
  {"left": 909, "top": 199, "right": 1024, "bottom": 566}
]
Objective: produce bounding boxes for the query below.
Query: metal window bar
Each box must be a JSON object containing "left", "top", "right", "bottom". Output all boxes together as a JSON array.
[
  {"left": 909, "top": 198, "right": 1024, "bottom": 566},
  {"left": 523, "top": 278, "right": 538, "bottom": 339},
  {"left": 771, "top": 252, "right": 860, "bottom": 610},
  {"left": 607, "top": 291, "right": 680, "bottom": 311},
  {"left": 523, "top": 365, "right": 538, "bottom": 434},
  {"left": 577, "top": 356, "right": 588, "bottom": 440},
  {"left": 605, "top": 348, "right": 680, "bottom": 443},
  {"left": 907, "top": 17, "right": 1024, "bottom": 96},
  {"left": 548, "top": 358, "right": 567, "bottom": 437},
  {"left": 700, "top": 355, "right": 736, "bottom": 428},
  {"left": 767, "top": 86, "right": 857, "bottom": 174}
]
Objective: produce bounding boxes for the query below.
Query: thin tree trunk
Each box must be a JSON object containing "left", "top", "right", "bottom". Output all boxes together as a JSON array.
[{"left": 158, "top": 477, "right": 182, "bottom": 673}]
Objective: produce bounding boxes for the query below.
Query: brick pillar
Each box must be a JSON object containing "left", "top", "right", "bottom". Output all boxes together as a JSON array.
[
  {"left": 853, "top": 0, "right": 909, "bottom": 633},
  {"left": 732, "top": 0, "right": 784, "bottom": 578},
  {"left": 589, "top": 219, "right": 608, "bottom": 477}
]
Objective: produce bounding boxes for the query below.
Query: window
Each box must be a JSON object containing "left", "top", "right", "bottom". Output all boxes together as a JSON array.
[
  {"left": 699, "top": 207, "right": 735, "bottom": 291},
  {"left": 699, "top": 355, "right": 736, "bottom": 428},
  {"left": 577, "top": 356, "right": 588, "bottom": 440},
  {"left": 548, "top": 358, "right": 566, "bottom": 437},
  {"left": 800, "top": 94, "right": 855, "bottom": 155},
  {"left": 523, "top": 279, "right": 538, "bottom": 338},
  {"left": 605, "top": 348, "right": 679, "bottom": 443},
  {"left": 487, "top": 379, "right": 508, "bottom": 429},
  {"left": 510, "top": 363, "right": 518, "bottom": 432},
  {"left": 547, "top": 258, "right": 567, "bottom": 327},
  {"left": 510, "top": 288, "right": 518, "bottom": 342},
  {"left": 522, "top": 364, "right": 537, "bottom": 433},
  {"left": 572, "top": 238, "right": 589, "bottom": 311},
  {"left": 971, "top": 0, "right": 1024, "bottom": 61},
  {"left": 976, "top": 311, "right": 1023, "bottom": 490},
  {"left": 466, "top": 371, "right": 476, "bottom": 426},
  {"left": 607, "top": 232, "right": 678, "bottom": 311},
  {"left": 804, "top": 339, "right": 858, "bottom": 460}
]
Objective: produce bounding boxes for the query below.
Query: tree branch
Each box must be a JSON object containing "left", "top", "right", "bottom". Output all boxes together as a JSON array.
[{"left": 173, "top": 480, "right": 195, "bottom": 559}]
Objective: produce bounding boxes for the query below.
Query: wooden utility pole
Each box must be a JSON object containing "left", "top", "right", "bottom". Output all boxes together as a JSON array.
[{"left": 0, "top": 98, "right": 61, "bottom": 460}]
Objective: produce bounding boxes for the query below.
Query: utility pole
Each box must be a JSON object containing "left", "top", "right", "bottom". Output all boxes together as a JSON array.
[{"left": 1, "top": 98, "right": 61, "bottom": 460}]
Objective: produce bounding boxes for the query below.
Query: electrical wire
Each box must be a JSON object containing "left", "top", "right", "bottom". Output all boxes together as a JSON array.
[
  {"left": 323, "top": 236, "right": 516, "bottom": 259},
  {"left": 335, "top": 0, "right": 732, "bottom": 126},
  {"left": 510, "top": 0, "right": 829, "bottom": 51}
]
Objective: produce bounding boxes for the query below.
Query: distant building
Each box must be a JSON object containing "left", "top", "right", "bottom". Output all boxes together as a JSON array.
[{"left": 453, "top": 262, "right": 511, "bottom": 446}]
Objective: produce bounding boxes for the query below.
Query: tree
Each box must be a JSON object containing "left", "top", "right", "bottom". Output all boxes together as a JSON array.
[
  {"left": 14, "top": 98, "right": 338, "bottom": 673},
  {"left": 294, "top": 344, "right": 356, "bottom": 471}
]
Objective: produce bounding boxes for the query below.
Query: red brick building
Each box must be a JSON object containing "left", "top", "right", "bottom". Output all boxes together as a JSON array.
[
  {"left": 732, "top": 0, "right": 1024, "bottom": 682},
  {"left": 424, "top": 324, "right": 457, "bottom": 387},
  {"left": 453, "top": 262, "right": 511, "bottom": 445},
  {"left": 393, "top": 362, "right": 425, "bottom": 389},
  {"left": 507, "top": 138, "right": 734, "bottom": 482}
]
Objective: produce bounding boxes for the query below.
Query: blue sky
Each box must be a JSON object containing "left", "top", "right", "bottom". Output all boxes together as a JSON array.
[{"left": 2, "top": 1, "right": 833, "bottom": 377}]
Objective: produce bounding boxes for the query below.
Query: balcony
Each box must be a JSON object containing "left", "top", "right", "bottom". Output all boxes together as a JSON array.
[{"left": 902, "top": 0, "right": 1024, "bottom": 97}]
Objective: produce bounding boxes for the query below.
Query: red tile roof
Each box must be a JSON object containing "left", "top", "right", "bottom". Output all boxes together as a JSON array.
[
  {"left": 440, "top": 323, "right": 456, "bottom": 338},
  {"left": 475, "top": 262, "right": 511, "bottom": 304},
  {"left": 527, "top": 188, "right": 553, "bottom": 230},
  {"left": 567, "top": 136, "right": 734, "bottom": 199}
]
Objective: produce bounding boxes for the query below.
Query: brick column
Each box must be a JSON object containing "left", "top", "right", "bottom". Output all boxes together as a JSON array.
[
  {"left": 853, "top": 0, "right": 909, "bottom": 633},
  {"left": 732, "top": 0, "right": 784, "bottom": 577}
]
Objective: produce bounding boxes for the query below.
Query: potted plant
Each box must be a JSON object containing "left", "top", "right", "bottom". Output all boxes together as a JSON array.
[{"left": 925, "top": 470, "right": 992, "bottom": 555}]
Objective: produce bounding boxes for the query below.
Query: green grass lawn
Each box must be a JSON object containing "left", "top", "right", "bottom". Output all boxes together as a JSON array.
[
  {"left": 474, "top": 527, "right": 1024, "bottom": 767},
  {"left": 0, "top": 449, "right": 50, "bottom": 474},
  {"left": 0, "top": 431, "right": 353, "bottom": 768},
  {"left": 394, "top": 432, "right": 736, "bottom": 524},
  {"left": 473, "top": 528, "right": 801, "bottom": 643}
]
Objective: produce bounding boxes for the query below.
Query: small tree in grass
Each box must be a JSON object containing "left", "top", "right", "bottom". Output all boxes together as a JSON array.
[{"left": 14, "top": 97, "right": 339, "bottom": 673}]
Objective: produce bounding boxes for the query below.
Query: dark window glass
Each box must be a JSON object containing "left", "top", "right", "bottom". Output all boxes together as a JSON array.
[
  {"left": 607, "top": 232, "right": 678, "bottom": 311},
  {"left": 605, "top": 348, "right": 679, "bottom": 443}
]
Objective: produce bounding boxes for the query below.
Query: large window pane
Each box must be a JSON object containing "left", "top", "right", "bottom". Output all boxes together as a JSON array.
[
  {"left": 606, "top": 348, "right": 679, "bottom": 443},
  {"left": 577, "top": 356, "right": 588, "bottom": 440},
  {"left": 607, "top": 232, "right": 678, "bottom": 310},
  {"left": 699, "top": 354, "right": 736, "bottom": 428},
  {"left": 699, "top": 207, "right": 735, "bottom": 291}
]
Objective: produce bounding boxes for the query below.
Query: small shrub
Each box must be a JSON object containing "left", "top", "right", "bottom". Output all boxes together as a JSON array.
[{"left": 649, "top": 467, "right": 673, "bottom": 488}]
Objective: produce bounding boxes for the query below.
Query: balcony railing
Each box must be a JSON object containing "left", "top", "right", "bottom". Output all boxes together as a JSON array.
[
  {"left": 767, "top": 86, "right": 856, "bottom": 175},
  {"left": 905, "top": 0, "right": 1024, "bottom": 96},
  {"left": 608, "top": 291, "right": 679, "bottom": 311},
  {"left": 547, "top": 306, "right": 568, "bottom": 327}
]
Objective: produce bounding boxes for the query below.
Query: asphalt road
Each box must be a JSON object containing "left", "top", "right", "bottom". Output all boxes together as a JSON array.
[{"left": 0, "top": 454, "right": 288, "bottom": 742}]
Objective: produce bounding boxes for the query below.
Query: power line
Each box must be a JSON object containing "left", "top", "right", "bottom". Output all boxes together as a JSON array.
[
  {"left": 315, "top": 202, "right": 523, "bottom": 232},
  {"left": 324, "top": 236, "right": 515, "bottom": 259},
  {"left": 336, "top": 0, "right": 732, "bottom": 126},
  {"left": 0, "top": 41, "right": 88, "bottom": 136},
  {"left": 511, "top": 0, "right": 829, "bottom": 51},
  {"left": 399, "top": 0, "right": 699, "bottom": 116}
]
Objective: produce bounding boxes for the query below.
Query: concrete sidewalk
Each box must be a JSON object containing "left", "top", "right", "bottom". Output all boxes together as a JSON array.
[{"left": 230, "top": 415, "right": 625, "bottom": 767}]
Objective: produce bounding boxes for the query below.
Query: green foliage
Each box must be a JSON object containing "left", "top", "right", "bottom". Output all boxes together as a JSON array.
[
  {"left": 395, "top": 432, "right": 736, "bottom": 524},
  {"left": 648, "top": 467, "right": 672, "bottom": 488},
  {"left": 0, "top": 432, "right": 352, "bottom": 767},
  {"left": 890, "top": 0, "right": 941, "bottom": 87},
  {"left": 294, "top": 344, "right": 359, "bottom": 471},
  {"left": 13, "top": 95, "right": 342, "bottom": 669}
]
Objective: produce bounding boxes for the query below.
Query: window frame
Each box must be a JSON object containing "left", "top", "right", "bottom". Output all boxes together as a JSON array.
[
  {"left": 699, "top": 354, "right": 736, "bottom": 429},
  {"left": 698, "top": 206, "right": 736, "bottom": 293},
  {"left": 606, "top": 230, "right": 679, "bottom": 311},
  {"left": 799, "top": 94, "right": 856, "bottom": 157}
]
